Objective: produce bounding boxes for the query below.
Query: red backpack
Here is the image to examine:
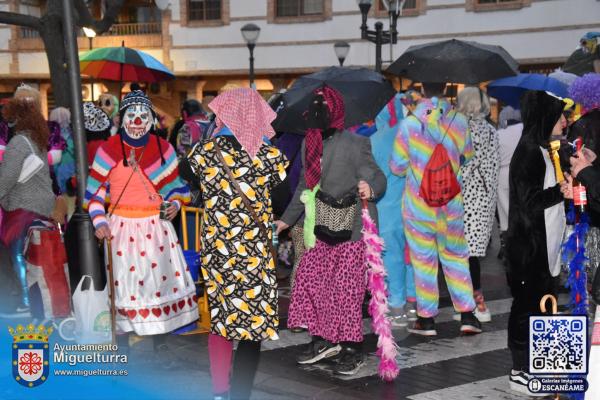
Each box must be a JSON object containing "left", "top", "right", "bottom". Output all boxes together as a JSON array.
[{"left": 418, "top": 117, "right": 461, "bottom": 207}]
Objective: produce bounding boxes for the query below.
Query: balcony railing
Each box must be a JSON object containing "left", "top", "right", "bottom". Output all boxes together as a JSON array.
[
  {"left": 19, "top": 22, "right": 161, "bottom": 39},
  {"left": 106, "top": 22, "right": 161, "bottom": 36}
]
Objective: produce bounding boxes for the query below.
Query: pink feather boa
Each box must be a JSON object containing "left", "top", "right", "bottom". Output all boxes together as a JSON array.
[{"left": 361, "top": 206, "right": 400, "bottom": 381}]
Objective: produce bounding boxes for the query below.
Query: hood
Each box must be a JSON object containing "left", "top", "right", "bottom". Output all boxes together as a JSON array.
[{"left": 375, "top": 93, "right": 404, "bottom": 130}]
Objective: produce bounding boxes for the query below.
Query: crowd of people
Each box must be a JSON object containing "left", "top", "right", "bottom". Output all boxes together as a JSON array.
[{"left": 0, "top": 71, "right": 599, "bottom": 399}]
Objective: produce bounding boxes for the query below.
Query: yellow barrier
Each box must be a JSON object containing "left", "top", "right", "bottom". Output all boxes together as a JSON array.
[{"left": 181, "top": 206, "right": 211, "bottom": 334}]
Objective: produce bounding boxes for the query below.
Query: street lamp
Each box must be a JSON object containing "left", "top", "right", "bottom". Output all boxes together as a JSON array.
[
  {"left": 334, "top": 41, "right": 351, "bottom": 66},
  {"left": 83, "top": 27, "right": 97, "bottom": 101},
  {"left": 240, "top": 23, "right": 261, "bottom": 89},
  {"left": 357, "top": 0, "right": 402, "bottom": 72}
]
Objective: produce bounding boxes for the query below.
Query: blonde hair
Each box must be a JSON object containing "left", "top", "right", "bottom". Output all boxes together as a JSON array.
[{"left": 457, "top": 87, "right": 490, "bottom": 119}]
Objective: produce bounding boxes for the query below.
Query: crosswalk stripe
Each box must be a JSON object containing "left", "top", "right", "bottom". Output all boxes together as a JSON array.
[
  {"left": 263, "top": 297, "right": 513, "bottom": 351},
  {"left": 407, "top": 376, "right": 525, "bottom": 400}
]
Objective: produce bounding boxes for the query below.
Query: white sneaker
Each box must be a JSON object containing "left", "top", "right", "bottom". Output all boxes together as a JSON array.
[
  {"left": 405, "top": 302, "right": 418, "bottom": 321},
  {"left": 474, "top": 306, "right": 492, "bottom": 323},
  {"left": 390, "top": 314, "right": 409, "bottom": 327},
  {"left": 508, "top": 370, "right": 546, "bottom": 397}
]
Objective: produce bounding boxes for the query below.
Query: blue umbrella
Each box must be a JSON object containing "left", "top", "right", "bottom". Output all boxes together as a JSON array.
[{"left": 487, "top": 73, "right": 569, "bottom": 108}]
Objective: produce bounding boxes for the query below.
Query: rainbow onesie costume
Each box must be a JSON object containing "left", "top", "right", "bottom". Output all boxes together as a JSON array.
[{"left": 390, "top": 97, "right": 476, "bottom": 318}]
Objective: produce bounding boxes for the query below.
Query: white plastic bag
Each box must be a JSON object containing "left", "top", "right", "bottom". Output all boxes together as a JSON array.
[{"left": 72, "top": 275, "right": 111, "bottom": 344}]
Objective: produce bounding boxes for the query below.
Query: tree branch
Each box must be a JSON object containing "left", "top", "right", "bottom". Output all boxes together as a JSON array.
[
  {"left": 74, "top": 0, "right": 124, "bottom": 34},
  {"left": 0, "top": 11, "right": 41, "bottom": 30}
]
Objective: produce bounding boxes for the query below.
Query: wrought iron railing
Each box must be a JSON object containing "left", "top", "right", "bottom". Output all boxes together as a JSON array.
[
  {"left": 19, "top": 22, "right": 161, "bottom": 39},
  {"left": 106, "top": 22, "right": 161, "bottom": 36}
]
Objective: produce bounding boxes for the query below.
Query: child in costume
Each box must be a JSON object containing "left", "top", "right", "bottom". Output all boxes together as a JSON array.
[
  {"left": 371, "top": 92, "right": 417, "bottom": 326},
  {"left": 85, "top": 91, "right": 196, "bottom": 360},
  {"left": 390, "top": 84, "right": 481, "bottom": 337}
]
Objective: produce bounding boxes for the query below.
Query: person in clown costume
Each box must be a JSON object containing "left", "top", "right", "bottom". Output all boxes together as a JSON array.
[
  {"left": 85, "top": 91, "right": 197, "bottom": 361},
  {"left": 370, "top": 91, "right": 418, "bottom": 326}
]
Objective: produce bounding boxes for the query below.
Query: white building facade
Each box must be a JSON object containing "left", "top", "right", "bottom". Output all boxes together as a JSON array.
[{"left": 0, "top": 0, "right": 598, "bottom": 117}]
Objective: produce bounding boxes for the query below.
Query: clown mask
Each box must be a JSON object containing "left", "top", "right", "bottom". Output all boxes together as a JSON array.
[{"left": 123, "top": 104, "right": 153, "bottom": 140}]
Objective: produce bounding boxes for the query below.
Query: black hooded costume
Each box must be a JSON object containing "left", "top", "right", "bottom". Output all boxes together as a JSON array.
[{"left": 505, "top": 91, "right": 567, "bottom": 371}]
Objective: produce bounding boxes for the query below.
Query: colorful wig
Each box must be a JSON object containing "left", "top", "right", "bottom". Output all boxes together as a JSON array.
[{"left": 568, "top": 73, "right": 600, "bottom": 113}]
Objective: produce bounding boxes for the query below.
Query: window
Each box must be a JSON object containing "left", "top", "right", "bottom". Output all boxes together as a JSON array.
[
  {"left": 188, "top": 0, "right": 221, "bottom": 21},
  {"left": 477, "top": 0, "right": 519, "bottom": 3},
  {"left": 378, "top": 0, "right": 417, "bottom": 11},
  {"left": 276, "top": 0, "right": 324, "bottom": 17},
  {"left": 375, "top": 0, "right": 424, "bottom": 17},
  {"left": 466, "top": 0, "right": 531, "bottom": 11},
  {"left": 181, "top": 0, "right": 229, "bottom": 26}
]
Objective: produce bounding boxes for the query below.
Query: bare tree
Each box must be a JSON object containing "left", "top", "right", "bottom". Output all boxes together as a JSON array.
[{"left": 0, "top": 0, "right": 124, "bottom": 107}]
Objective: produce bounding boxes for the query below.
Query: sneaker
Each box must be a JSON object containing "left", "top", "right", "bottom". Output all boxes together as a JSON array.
[
  {"left": 405, "top": 302, "right": 418, "bottom": 321},
  {"left": 460, "top": 311, "right": 482, "bottom": 334},
  {"left": 508, "top": 370, "right": 546, "bottom": 397},
  {"left": 334, "top": 347, "right": 365, "bottom": 376},
  {"left": 0, "top": 305, "right": 30, "bottom": 319},
  {"left": 474, "top": 292, "right": 492, "bottom": 323},
  {"left": 296, "top": 340, "right": 341, "bottom": 365},
  {"left": 407, "top": 317, "right": 437, "bottom": 336},
  {"left": 290, "top": 327, "right": 306, "bottom": 333},
  {"left": 389, "top": 314, "right": 409, "bottom": 327}
]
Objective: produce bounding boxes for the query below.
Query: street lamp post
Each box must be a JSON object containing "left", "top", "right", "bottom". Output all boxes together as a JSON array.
[
  {"left": 83, "top": 27, "right": 97, "bottom": 101},
  {"left": 62, "top": 0, "right": 104, "bottom": 291},
  {"left": 334, "top": 41, "right": 351, "bottom": 66},
  {"left": 240, "top": 23, "right": 261, "bottom": 89},
  {"left": 357, "top": 0, "right": 401, "bottom": 72}
]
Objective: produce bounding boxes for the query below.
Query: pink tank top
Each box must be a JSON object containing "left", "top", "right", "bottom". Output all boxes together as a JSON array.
[{"left": 108, "top": 160, "right": 162, "bottom": 217}]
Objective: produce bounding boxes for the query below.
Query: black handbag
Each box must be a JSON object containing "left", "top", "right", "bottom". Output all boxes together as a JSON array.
[{"left": 314, "top": 189, "right": 357, "bottom": 245}]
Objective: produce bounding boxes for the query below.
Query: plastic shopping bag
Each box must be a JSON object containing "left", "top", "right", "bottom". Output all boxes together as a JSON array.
[{"left": 72, "top": 275, "right": 111, "bottom": 344}]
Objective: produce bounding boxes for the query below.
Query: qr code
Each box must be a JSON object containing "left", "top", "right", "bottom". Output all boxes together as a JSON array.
[{"left": 529, "top": 316, "right": 587, "bottom": 374}]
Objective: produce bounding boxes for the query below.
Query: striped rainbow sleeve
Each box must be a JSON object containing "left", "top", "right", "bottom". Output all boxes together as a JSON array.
[
  {"left": 84, "top": 145, "right": 116, "bottom": 210},
  {"left": 89, "top": 182, "right": 108, "bottom": 229}
]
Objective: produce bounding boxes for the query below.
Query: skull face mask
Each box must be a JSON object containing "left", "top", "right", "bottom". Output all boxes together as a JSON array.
[{"left": 123, "top": 104, "right": 153, "bottom": 140}]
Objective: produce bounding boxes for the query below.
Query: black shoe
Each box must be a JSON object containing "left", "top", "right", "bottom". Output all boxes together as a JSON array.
[
  {"left": 334, "top": 347, "right": 365, "bottom": 376},
  {"left": 460, "top": 311, "right": 482, "bottom": 334},
  {"left": 407, "top": 317, "right": 437, "bottom": 336},
  {"left": 296, "top": 340, "right": 341, "bottom": 365}
]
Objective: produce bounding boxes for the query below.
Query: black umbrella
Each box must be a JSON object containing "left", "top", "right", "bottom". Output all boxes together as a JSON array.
[
  {"left": 386, "top": 39, "right": 519, "bottom": 84},
  {"left": 272, "top": 66, "right": 396, "bottom": 134}
]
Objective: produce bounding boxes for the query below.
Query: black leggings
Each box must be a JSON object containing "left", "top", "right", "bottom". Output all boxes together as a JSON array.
[
  {"left": 230, "top": 340, "right": 262, "bottom": 400},
  {"left": 469, "top": 256, "right": 481, "bottom": 292}
]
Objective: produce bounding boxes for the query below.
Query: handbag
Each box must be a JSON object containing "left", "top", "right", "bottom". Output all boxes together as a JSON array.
[
  {"left": 312, "top": 136, "right": 358, "bottom": 245},
  {"left": 17, "top": 136, "right": 44, "bottom": 184},
  {"left": 314, "top": 189, "right": 357, "bottom": 245},
  {"left": 212, "top": 139, "right": 278, "bottom": 263}
]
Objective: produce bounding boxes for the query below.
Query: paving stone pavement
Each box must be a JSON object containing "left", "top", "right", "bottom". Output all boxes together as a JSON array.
[{"left": 0, "top": 227, "right": 574, "bottom": 399}]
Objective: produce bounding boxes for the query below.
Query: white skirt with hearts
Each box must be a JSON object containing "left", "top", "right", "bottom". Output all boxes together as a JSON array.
[{"left": 105, "top": 214, "right": 198, "bottom": 336}]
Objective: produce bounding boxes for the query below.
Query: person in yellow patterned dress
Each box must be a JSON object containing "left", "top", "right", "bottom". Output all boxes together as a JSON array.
[{"left": 187, "top": 88, "right": 288, "bottom": 400}]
